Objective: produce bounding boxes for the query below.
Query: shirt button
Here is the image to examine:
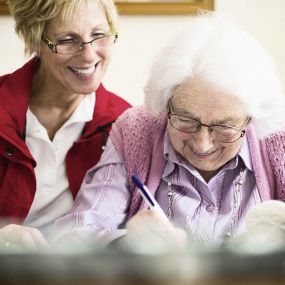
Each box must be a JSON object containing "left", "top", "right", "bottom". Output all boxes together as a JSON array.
[
  {"left": 206, "top": 204, "right": 214, "bottom": 212},
  {"left": 5, "top": 148, "right": 14, "bottom": 156}
]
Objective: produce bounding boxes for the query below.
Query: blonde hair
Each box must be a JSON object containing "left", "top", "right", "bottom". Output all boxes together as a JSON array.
[
  {"left": 7, "top": 0, "right": 118, "bottom": 56},
  {"left": 144, "top": 12, "right": 285, "bottom": 137}
]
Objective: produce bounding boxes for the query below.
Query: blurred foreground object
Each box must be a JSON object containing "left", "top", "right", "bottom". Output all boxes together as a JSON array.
[
  {"left": 2, "top": 200, "right": 285, "bottom": 285},
  {"left": 228, "top": 200, "right": 285, "bottom": 254},
  {"left": 1, "top": 247, "right": 285, "bottom": 285}
]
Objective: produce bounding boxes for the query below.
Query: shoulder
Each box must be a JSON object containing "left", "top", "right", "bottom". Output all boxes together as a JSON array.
[
  {"left": 0, "top": 58, "right": 37, "bottom": 92},
  {"left": 112, "top": 106, "right": 166, "bottom": 133},
  {"left": 263, "top": 130, "right": 285, "bottom": 167},
  {"left": 110, "top": 106, "right": 167, "bottom": 158},
  {"left": 0, "top": 74, "right": 8, "bottom": 87},
  {"left": 262, "top": 130, "right": 285, "bottom": 168},
  {"left": 265, "top": 130, "right": 285, "bottom": 147},
  {"left": 96, "top": 84, "right": 131, "bottom": 115},
  {"left": 264, "top": 130, "right": 285, "bottom": 197},
  {"left": 109, "top": 107, "right": 167, "bottom": 192},
  {"left": 249, "top": 126, "right": 285, "bottom": 168}
]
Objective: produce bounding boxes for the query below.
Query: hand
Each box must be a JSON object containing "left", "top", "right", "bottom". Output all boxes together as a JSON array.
[
  {"left": 0, "top": 224, "right": 50, "bottom": 251},
  {"left": 123, "top": 210, "right": 187, "bottom": 252}
]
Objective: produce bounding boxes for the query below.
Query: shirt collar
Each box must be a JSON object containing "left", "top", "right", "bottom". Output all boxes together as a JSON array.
[
  {"left": 238, "top": 136, "right": 253, "bottom": 171},
  {"left": 163, "top": 132, "right": 253, "bottom": 178}
]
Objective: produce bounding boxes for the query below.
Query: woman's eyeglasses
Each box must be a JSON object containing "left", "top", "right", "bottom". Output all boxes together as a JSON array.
[
  {"left": 41, "top": 34, "right": 118, "bottom": 54},
  {"left": 167, "top": 101, "right": 251, "bottom": 143}
]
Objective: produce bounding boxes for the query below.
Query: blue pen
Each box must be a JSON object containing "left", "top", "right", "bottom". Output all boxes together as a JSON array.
[{"left": 131, "top": 175, "right": 169, "bottom": 223}]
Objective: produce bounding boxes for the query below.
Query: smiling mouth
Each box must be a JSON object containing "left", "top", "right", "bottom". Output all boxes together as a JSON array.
[
  {"left": 191, "top": 148, "right": 217, "bottom": 158},
  {"left": 68, "top": 62, "right": 99, "bottom": 79}
]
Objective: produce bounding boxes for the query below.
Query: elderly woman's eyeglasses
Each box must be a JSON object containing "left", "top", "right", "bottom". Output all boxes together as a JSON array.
[
  {"left": 41, "top": 34, "right": 118, "bottom": 54},
  {"left": 167, "top": 102, "right": 251, "bottom": 143}
]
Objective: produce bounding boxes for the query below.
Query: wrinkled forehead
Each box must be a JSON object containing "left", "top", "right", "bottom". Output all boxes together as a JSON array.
[{"left": 170, "top": 78, "right": 248, "bottom": 121}]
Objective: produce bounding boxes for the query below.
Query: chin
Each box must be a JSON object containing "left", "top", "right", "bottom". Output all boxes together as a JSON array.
[
  {"left": 81, "top": 88, "right": 97, "bottom": 95},
  {"left": 190, "top": 161, "right": 217, "bottom": 172},
  {"left": 73, "top": 83, "right": 99, "bottom": 95}
]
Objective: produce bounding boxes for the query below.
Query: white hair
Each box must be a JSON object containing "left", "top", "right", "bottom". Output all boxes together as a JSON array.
[{"left": 144, "top": 12, "right": 285, "bottom": 137}]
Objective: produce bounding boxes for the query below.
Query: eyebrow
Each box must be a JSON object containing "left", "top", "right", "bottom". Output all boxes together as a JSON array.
[
  {"left": 172, "top": 107, "right": 199, "bottom": 120},
  {"left": 53, "top": 25, "right": 110, "bottom": 37},
  {"left": 171, "top": 107, "right": 241, "bottom": 126}
]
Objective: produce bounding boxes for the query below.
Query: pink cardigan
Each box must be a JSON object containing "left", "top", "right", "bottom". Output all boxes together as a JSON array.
[{"left": 110, "top": 106, "right": 285, "bottom": 219}]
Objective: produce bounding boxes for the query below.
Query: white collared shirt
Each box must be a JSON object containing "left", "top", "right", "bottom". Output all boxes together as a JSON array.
[{"left": 23, "top": 94, "right": 95, "bottom": 237}]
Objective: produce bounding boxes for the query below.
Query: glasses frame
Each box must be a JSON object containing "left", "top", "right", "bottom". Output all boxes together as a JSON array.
[
  {"left": 167, "top": 101, "right": 251, "bottom": 143},
  {"left": 41, "top": 34, "right": 118, "bottom": 54}
]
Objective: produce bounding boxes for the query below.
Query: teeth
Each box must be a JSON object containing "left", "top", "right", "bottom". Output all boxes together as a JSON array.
[{"left": 70, "top": 66, "right": 95, "bottom": 75}]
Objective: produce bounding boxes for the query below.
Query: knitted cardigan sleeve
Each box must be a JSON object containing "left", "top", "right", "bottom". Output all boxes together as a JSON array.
[
  {"left": 264, "top": 131, "right": 285, "bottom": 200},
  {"left": 110, "top": 106, "right": 167, "bottom": 217},
  {"left": 242, "top": 124, "right": 285, "bottom": 201}
]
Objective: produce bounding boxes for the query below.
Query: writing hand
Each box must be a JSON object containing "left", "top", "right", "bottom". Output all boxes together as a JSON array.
[{"left": 123, "top": 210, "right": 187, "bottom": 252}]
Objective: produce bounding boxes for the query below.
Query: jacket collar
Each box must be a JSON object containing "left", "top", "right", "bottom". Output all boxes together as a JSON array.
[
  {"left": 82, "top": 83, "right": 122, "bottom": 139},
  {"left": 0, "top": 57, "right": 125, "bottom": 141},
  {"left": 0, "top": 57, "right": 37, "bottom": 135}
]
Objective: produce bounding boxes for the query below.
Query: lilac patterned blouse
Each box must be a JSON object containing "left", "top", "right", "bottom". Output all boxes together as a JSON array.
[{"left": 53, "top": 134, "right": 261, "bottom": 247}]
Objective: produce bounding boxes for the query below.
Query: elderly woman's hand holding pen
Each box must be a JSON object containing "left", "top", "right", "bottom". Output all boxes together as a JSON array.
[
  {"left": 122, "top": 176, "right": 187, "bottom": 251},
  {"left": 125, "top": 210, "right": 188, "bottom": 251}
]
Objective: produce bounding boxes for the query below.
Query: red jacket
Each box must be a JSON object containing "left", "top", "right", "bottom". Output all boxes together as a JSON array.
[{"left": 0, "top": 58, "right": 131, "bottom": 220}]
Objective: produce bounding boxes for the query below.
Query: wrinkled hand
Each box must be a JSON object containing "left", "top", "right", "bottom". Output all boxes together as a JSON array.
[
  {"left": 0, "top": 224, "right": 50, "bottom": 251},
  {"left": 123, "top": 210, "right": 187, "bottom": 252}
]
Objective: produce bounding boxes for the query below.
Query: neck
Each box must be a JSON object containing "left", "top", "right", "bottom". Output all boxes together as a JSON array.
[
  {"left": 29, "top": 67, "right": 86, "bottom": 140},
  {"left": 197, "top": 169, "right": 219, "bottom": 183}
]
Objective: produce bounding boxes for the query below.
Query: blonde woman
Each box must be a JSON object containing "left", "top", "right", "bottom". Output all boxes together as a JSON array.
[{"left": 0, "top": 0, "right": 130, "bottom": 250}]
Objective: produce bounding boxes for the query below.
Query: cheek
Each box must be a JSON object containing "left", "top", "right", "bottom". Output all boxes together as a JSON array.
[
  {"left": 49, "top": 60, "right": 70, "bottom": 82},
  {"left": 42, "top": 53, "right": 69, "bottom": 74},
  {"left": 99, "top": 48, "right": 112, "bottom": 64},
  {"left": 221, "top": 141, "right": 243, "bottom": 160},
  {"left": 168, "top": 128, "right": 187, "bottom": 151}
]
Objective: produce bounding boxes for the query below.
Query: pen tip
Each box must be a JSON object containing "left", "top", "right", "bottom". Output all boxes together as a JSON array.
[{"left": 131, "top": 175, "right": 143, "bottom": 188}]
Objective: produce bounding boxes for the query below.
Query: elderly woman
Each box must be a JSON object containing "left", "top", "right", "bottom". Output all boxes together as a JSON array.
[
  {"left": 0, "top": 0, "right": 130, "bottom": 250},
  {"left": 54, "top": 13, "right": 285, "bottom": 249}
]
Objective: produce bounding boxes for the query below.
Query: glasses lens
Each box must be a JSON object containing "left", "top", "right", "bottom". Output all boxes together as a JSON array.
[
  {"left": 56, "top": 35, "right": 117, "bottom": 54},
  {"left": 169, "top": 115, "right": 200, "bottom": 133},
  {"left": 93, "top": 35, "right": 116, "bottom": 49},
  {"left": 56, "top": 42, "right": 79, "bottom": 54},
  {"left": 169, "top": 114, "right": 244, "bottom": 143},
  {"left": 211, "top": 126, "right": 241, "bottom": 143}
]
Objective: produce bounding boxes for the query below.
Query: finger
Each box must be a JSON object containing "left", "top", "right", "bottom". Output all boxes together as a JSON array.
[
  {"left": 0, "top": 224, "right": 50, "bottom": 250},
  {"left": 127, "top": 210, "right": 174, "bottom": 243},
  {"left": 23, "top": 227, "right": 50, "bottom": 249},
  {"left": 18, "top": 231, "right": 38, "bottom": 250},
  {"left": 127, "top": 211, "right": 188, "bottom": 249}
]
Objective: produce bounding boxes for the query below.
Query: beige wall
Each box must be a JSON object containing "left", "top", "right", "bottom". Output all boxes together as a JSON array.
[{"left": 1, "top": 0, "right": 285, "bottom": 106}]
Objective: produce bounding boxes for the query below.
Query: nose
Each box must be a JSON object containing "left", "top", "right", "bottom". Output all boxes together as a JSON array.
[
  {"left": 191, "top": 126, "right": 214, "bottom": 153},
  {"left": 78, "top": 42, "right": 99, "bottom": 62}
]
